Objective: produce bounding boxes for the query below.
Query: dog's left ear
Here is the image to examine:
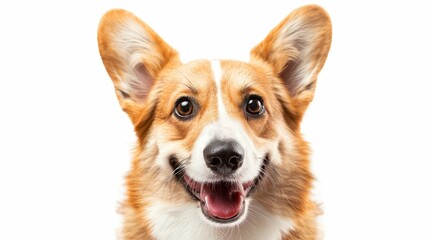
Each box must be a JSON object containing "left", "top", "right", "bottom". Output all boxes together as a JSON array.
[{"left": 251, "top": 5, "right": 332, "bottom": 115}]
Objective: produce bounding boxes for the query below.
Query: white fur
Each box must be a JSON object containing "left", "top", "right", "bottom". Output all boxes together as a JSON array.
[
  {"left": 146, "top": 200, "right": 294, "bottom": 240},
  {"left": 211, "top": 60, "right": 228, "bottom": 121}
]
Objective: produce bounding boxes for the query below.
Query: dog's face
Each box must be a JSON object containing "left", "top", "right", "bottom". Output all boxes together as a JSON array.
[
  {"left": 98, "top": 5, "right": 331, "bottom": 229},
  {"left": 149, "top": 60, "right": 287, "bottom": 224}
]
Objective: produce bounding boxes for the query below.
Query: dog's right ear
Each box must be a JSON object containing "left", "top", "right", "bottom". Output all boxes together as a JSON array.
[{"left": 98, "top": 9, "right": 179, "bottom": 123}]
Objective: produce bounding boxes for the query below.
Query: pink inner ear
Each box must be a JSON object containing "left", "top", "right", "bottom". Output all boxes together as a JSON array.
[
  {"left": 133, "top": 64, "right": 153, "bottom": 101},
  {"left": 280, "top": 60, "right": 302, "bottom": 96}
]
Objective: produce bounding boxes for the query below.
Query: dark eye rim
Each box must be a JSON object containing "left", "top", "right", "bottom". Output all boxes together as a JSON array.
[
  {"left": 174, "top": 96, "right": 198, "bottom": 120},
  {"left": 244, "top": 94, "right": 265, "bottom": 118}
]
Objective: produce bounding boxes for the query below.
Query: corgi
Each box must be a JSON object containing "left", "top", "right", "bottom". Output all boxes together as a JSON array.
[{"left": 98, "top": 4, "right": 331, "bottom": 240}]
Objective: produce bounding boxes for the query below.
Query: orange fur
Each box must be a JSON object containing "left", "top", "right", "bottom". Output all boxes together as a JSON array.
[{"left": 98, "top": 4, "right": 331, "bottom": 240}]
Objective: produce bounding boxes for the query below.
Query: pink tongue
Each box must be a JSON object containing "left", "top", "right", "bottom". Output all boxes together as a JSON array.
[{"left": 200, "top": 182, "right": 244, "bottom": 219}]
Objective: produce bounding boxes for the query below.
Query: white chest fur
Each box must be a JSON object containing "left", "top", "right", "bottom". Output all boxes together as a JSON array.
[{"left": 146, "top": 200, "right": 294, "bottom": 240}]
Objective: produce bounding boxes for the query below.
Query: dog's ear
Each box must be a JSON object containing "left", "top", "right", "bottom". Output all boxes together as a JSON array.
[
  {"left": 98, "top": 9, "right": 179, "bottom": 123},
  {"left": 251, "top": 5, "right": 331, "bottom": 116}
]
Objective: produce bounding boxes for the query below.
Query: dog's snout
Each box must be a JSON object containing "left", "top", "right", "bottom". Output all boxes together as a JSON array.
[{"left": 203, "top": 139, "right": 244, "bottom": 175}]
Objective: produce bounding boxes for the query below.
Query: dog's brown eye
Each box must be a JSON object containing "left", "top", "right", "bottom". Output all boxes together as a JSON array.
[
  {"left": 245, "top": 95, "right": 265, "bottom": 116},
  {"left": 175, "top": 97, "right": 195, "bottom": 119}
]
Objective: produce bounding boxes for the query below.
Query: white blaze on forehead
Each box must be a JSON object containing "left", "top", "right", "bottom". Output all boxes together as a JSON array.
[
  {"left": 209, "top": 60, "right": 245, "bottom": 140},
  {"left": 211, "top": 60, "right": 229, "bottom": 121}
]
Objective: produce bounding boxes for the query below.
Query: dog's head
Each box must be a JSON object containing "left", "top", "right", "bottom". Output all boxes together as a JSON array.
[{"left": 98, "top": 5, "right": 331, "bottom": 227}]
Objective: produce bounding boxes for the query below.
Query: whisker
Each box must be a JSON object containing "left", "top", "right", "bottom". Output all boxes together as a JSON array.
[
  {"left": 152, "top": 155, "right": 191, "bottom": 200},
  {"left": 248, "top": 203, "right": 271, "bottom": 220}
]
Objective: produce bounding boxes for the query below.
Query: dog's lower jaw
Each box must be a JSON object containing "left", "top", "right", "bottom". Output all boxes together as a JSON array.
[
  {"left": 119, "top": 197, "right": 320, "bottom": 240},
  {"left": 144, "top": 200, "right": 296, "bottom": 240}
]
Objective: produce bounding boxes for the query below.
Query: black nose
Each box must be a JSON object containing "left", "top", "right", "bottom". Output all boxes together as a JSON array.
[{"left": 203, "top": 139, "right": 244, "bottom": 175}]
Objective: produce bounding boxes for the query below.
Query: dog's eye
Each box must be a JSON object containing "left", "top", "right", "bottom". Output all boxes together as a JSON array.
[
  {"left": 174, "top": 97, "right": 195, "bottom": 119},
  {"left": 245, "top": 95, "right": 265, "bottom": 116}
]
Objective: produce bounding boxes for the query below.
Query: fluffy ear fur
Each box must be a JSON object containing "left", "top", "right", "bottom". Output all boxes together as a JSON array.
[
  {"left": 251, "top": 5, "right": 332, "bottom": 114},
  {"left": 98, "top": 9, "right": 179, "bottom": 123}
]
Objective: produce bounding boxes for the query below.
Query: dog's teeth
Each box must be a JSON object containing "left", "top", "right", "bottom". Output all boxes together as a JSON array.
[{"left": 238, "top": 182, "right": 244, "bottom": 193}]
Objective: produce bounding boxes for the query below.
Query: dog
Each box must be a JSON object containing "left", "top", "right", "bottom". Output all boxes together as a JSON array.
[{"left": 98, "top": 4, "right": 331, "bottom": 240}]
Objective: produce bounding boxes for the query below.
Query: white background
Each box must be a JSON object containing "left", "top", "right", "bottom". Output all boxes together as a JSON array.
[{"left": 1, "top": 1, "right": 428, "bottom": 239}]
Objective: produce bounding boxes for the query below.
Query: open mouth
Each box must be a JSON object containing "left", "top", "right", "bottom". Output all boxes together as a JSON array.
[
  {"left": 170, "top": 156, "right": 269, "bottom": 223},
  {"left": 184, "top": 176, "right": 252, "bottom": 222}
]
